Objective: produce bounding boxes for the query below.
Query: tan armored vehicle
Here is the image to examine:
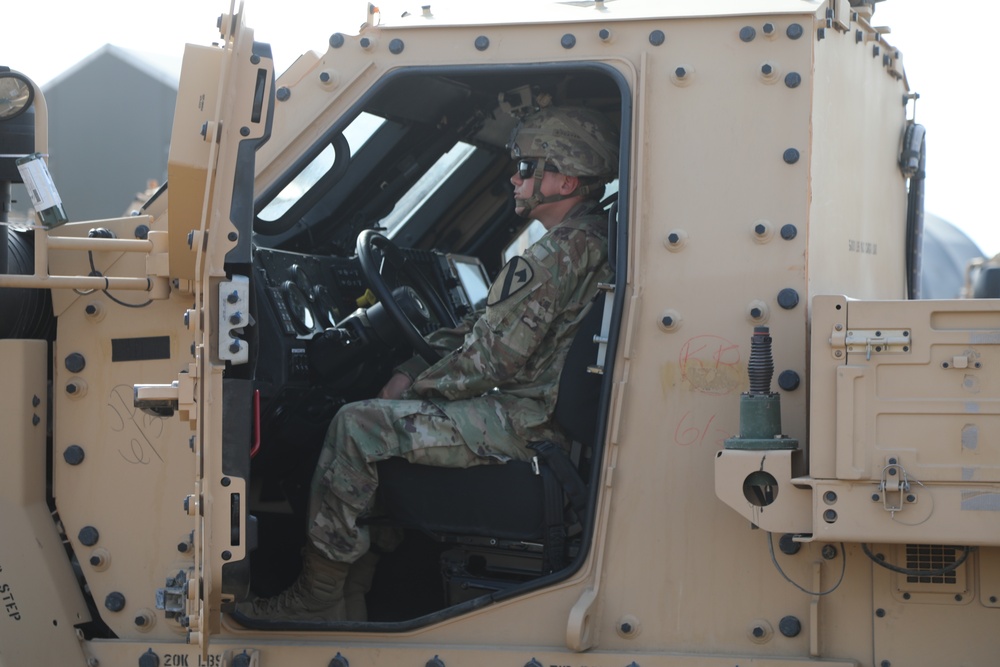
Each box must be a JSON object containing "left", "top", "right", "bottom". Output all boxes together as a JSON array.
[{"left": 3, "top": 1, "right": 997, "bottom": 665}]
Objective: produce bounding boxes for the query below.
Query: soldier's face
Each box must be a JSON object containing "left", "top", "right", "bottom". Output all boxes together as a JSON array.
[{"left": 510, "top": 168, "right": 564, "bottom": 218}]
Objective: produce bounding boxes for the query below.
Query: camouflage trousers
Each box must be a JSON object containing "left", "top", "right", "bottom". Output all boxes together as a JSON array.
[{"left": 307, "top": 396, "right": 531, "bottom": 564}]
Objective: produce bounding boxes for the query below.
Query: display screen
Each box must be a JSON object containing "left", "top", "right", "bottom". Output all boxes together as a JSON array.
[{"left": 449, "top": 255, "right": 491, "bottom": 311}]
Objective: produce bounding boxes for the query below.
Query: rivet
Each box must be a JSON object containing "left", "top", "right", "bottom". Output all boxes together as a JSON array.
[
  {"left": 64, "top": 445, "right": 86, "bottom": 466},
  {"left": 276, "top": 86, "right": 291, "bottom": 101},
  {"left": 821, "top": 544, "right": 838, "bottom": 560},
  {"left": 777, "top": 288, "right": 800, "bottom": 310},
  {"left": 875, "top": 608, "right": 886, "bottom": 618},
  {"left": 823, "top": 509, "right": 837, "bottom": 523},
  {"left": 134, "top": 224, "right": 149, "bottom": 239},
  {"left": 32, "top": 395, "right": 41, "bottom": 407},
  {"left": 780, "top": 224, "right": 798, "bottom": 240},
  {"left": 329, "top": 653, "right": 350, "bottom": 667},
  {"left": 824, "top": 490, "right": 837, "bottom": 504},
  {"left": 240, "top": 126, "right": 250, "bottom": 137},
  {"left": 778, "top": 370, "right": 800, "bottom": 391},
  {"left": 250, "top": 54, "right": 260, "bottom": 65},
  {"left": 649, "top": 29, "right": 665, "bottom": 46},
  {"left": 79, "top": 526, "right": 100, "bottom": 546},
  {"left": 389, "top": 38, "right": 405, "bottom": 54},
  {"left": 561, "top": 34, "right": 577, "bottom": 49},
  {"left": 221, "top": 477, "right": 232, "bottom": 487},
  {"left": 783, "top": 148, "right": 800, "bottom": 164},
  {"left": 872, "top": 493, "right": 881, "bottom": 501},
  {"left": 139, "top": 649, "right": 160, "bottom": 667},
  {"left": 778, "top": 534, "right": 801, "bottom": 555},
  {"left": 902, "top": 592, "right": 911, "bottom": 600},
  {"left": 740, "top": 26, "right": 756, "bottom": 42},
  {"left": 906, "top": 494, "right": 916, "bottom": 502},
  {"left": 330, "top": 33, "right": 345, "bottom": 49},
  {"left": 955, "top": 594, "right": 964, "bottom": 602},
  {"left": 178, "top": 542, "right": 189, "bottom": 553},
  {"left": 475, "top": 35, "right": 490, "bottom": 51},
  {"left": 787, "top": 23, "right": 804, "bottom": 39},
  {"left": 228, "top": 231, "right": 239, "bottom": 242},
  {"left": 991, "top": 596, "right": 998, "bottom": 604},
  {"left": 104, "top": 591, "right": 126, "bottom": 612},
  {"left": 785, "top": 72, "right": 802, "bottom": 88},
  {"left": 222, "top": 550, "right": 232, "bottom": 561},
  {"left": 779, "top": 616, "right": 802, "bottom": 637}
]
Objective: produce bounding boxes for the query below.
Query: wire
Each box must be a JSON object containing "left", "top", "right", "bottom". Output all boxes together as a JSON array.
[
  {"left": 767, "top": 533, "right": 846, "bottom": 596},
  {"left": 861, "top": 543, "right": 973, "bottom": 577},
  {"left": 85, "top": 250, "right": 153, "bottom": 308}
]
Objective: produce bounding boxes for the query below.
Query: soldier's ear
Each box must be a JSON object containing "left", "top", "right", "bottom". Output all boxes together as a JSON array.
[{"left": 559, "top": 174, "right": 580, "bottom": 194}]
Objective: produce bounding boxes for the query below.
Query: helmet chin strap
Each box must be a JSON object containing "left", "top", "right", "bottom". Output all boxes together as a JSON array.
[{"left": 515, "top": 157, "right": 606, "bottom": 218}]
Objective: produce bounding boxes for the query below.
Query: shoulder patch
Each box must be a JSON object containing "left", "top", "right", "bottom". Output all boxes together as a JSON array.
[{"left": 487, "top": 256, "right": 535, "bottom": 306}]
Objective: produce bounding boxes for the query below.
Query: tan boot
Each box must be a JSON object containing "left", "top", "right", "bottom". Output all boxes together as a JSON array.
[
  {"left": 235, "top": 543, "right": 349, "bottom": 622},
  {"left": 344, "top": 552, "right": 379, "bottom": 621}
]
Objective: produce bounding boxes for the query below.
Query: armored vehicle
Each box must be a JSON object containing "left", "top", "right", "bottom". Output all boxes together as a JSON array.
[{"left": 3, "top": 1, "right": 997, "bottom": 666}]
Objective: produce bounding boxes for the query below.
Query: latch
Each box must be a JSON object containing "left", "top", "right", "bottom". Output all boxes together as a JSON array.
[
  {"left": 589, "top": 283, "right": 615, "bottom": 375},
  {"left": 844, "top": 328, "right": 911, "bottom": 360},
  {"left": 877, "top": 456, "right": 915, "bottom": 516}
]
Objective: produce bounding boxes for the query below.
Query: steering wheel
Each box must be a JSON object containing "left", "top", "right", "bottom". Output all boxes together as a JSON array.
[{"left": 356, "top": 230, "right": 459, "bottom": 363}]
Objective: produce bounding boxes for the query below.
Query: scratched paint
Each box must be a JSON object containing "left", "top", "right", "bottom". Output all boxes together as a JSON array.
[{"left": 961, "top": 424, "right": 979, "bottom": 450}]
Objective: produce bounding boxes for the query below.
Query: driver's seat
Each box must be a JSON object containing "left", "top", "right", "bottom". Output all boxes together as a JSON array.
[{"left": 375, "top": 290, "right": 606, "bottom": 601}]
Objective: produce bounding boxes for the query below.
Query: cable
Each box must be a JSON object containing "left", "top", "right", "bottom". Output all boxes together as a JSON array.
[
  {"left": 84, "top": 250, "right": 153, "bottom": 308},
  {"left": 767, "top": 533, "right": 846, "bottom": 596},
  {"left": 861, "top": 543, "right": 972, "bottom": 578}
]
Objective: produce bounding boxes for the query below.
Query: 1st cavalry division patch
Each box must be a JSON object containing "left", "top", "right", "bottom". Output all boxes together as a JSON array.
[{"left": 487, "top": 256, "right": 534, "bottom": 306}]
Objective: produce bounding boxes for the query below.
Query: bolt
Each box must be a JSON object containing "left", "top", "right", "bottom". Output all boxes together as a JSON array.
[
  {"left": 780, "top": 224, "right": 798, "bottom": 240},
  {"left": 276, "top": 86, "right": 291, "bottom": 101},
  {"left": 662, "top": 316, "right": 674, "bottom": 327},
  {"left": 823, "top": 509, "right": 837, "bottom": 523},
  {"left": 778, "top": 534, "right": 801, "bottom": 555},
  {"left": 991, "top": 596, "right": 997, "bottom": 604},
  {"left": 32, "top": 395, "right": 40, "bottom": 407},
  {"left": 872, "top": 493, "right": 880, "bottom": 501},
  {"left": 89, "top": 555, "right": 102, "bottom": 567},
  {"left": 875, "top": 608, "right": 886, "bottom": 618},
  {"left": 675, "top": 66, "right": 687, "bottom": 78},
  {"left": 750, "top": 307, "right": 763, "bottom": 319},
  {"left": 222, "top": 550, "right": 232, "bottom": 561},
  {"left": 821, "top": 544, "right": 838, "bottom": 560},
  {"left": 359, "top": 37, "right": 372, "bottom": 49},
  {"left": 135, "top": 615, "right": 147, "bottom": 627},
  {"left": 227, "top": 290, "right": 240, "bottom": 304},
  {"left": 329, "top": 654, "right": 350, "bottom": 667},
  {"left": 32, "top": 414, "right": 40, "bottom": 426},
  {"left": 754, "top": 223, "right": 767, "bottom": 235},
  {"left": 763, "top": 22, "right": 775, "bottom": 34},
  {"left": 667, "top": 232, "right": 680, "bottom": 244},
  {"left": 229, "top": 312, "right": 242, "bottom": 325},
  {"left": 329, "top": 33, "right": 345, "bottom": 48},
  {"left": 888, "top": 468, "right": 897, "bottom": 476},
  {"left": 824, "top": 490, "right": 837, "bottom": 504},
  {"left": 835, "top": 350, "right": 843, "bottom": 357},
  {"left": 955, "top": 594, "right": 964, "bottom": 602},
  {"left": 752, "top": 625, "right": 765, "bottom": 637},
  {"left": 65, "top": 353, "right": 86, "bottom": 373},
  {"left": 178, "top": 542, "right": 189, "bottom": 553},
  {"left": 232, "top": 653, "right": 252, "bottom": 667},
  {"left": 240, "top": 127, "right": 250, "bottom": 137},
  {"left": 906, "top": 494, "right": 916, "bottom": 502},
  {"left": 320, "top": 72, "right": 331, "bottom": 83},
  {"left": 787, "top": 23, "right": 804, "bottom": 39},
  {"left": 902, "top": 592, "right": 910, "bottom": 600},
  {"left": 620, "top": 622, "right": 633, "bottom": 634},
  {"left": 761, "top": 63, "right": 773, "bottom": 75},
  {"left": 85, "top": 304, "right": 97, "bottom": 315},
  {"left": 599, "top": 28, "right": 611, "bottom": 41},
  {"left": 229, "top": 340, "right": 241, "bottom": 354},
  {"left": 138, "top": 651, "right": 159, "bottom": 667},
  {"left": 888, "top": 457, "right": 897, "bottom": 465},
  {"left": 228, "top": 231, "right": 239, "bottom": 242},
  {"left": 66, "top": 383, "right": 78, "bottom": 394}
]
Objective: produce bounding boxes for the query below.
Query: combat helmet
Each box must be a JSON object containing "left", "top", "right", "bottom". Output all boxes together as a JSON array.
[{"left": 509, "top": 105, "right": 619, "bottom": 216}]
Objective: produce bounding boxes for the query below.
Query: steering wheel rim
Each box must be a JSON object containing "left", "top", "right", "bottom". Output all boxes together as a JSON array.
[{"left": 356, "top": 230, "right": 458, "bottom": 363}]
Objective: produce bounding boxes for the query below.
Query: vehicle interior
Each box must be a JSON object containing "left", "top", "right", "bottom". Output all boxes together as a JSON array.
[{"left": 233, "top": 62, "right": 629, "bottom": 628}]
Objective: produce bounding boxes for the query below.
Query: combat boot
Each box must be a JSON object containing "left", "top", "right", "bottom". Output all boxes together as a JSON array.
[
  {"left": 235, "top": 543, "right": 349, "bottom": 622},
  {"left": 344, "top": 551, "right": 379, "bottom": 621}
]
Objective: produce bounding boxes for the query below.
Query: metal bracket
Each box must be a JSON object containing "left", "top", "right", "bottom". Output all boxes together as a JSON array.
[
  {"left": 845, "top": 328, "right": 911, "bottom": 360},
  {"left": 878, "top": 457, "right": 912, "bottom": 515}
]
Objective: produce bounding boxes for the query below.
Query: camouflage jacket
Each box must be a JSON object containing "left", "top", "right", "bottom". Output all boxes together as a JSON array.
[{"left": 399, "top": 201, "right": 612, "bottom": 445}]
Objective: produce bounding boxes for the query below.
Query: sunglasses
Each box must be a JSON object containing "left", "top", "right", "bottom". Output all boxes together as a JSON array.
[{"left": 517, "top": 159, "right": 560, "bottom": 180}]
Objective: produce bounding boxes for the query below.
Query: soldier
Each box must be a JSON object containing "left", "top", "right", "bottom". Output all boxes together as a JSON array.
[{"left": 235, "top": 105, "right": 619, "bottom": 623}]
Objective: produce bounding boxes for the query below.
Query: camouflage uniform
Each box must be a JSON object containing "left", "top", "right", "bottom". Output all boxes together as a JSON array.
[{"left": 308, "top": 200, "right": 612, "bottom": 564}]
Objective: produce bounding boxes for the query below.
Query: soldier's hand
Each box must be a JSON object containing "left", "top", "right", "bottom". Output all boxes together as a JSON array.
[{"left": 378, "top": 373, "right": 413, "bottom": 400}]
